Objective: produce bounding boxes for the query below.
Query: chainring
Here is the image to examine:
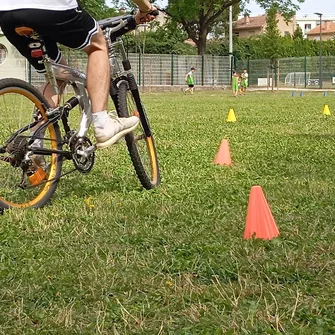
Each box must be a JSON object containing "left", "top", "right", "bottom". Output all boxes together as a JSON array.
[{"left": 71, "top": 136, "right": 95, "bottom": 173}]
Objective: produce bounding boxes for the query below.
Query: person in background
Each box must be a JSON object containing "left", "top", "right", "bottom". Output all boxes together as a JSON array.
[
  {"left": 231, "top": 70, "right": 239, "bottom": 98},
  {"left": 182, "top": 66, "right": 196, "bottom": 95},
  {"left": 241, "top": 68, "right": 249, "bottom": 95}
]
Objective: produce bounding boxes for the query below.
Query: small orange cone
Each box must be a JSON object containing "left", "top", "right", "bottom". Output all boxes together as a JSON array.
[
  {"left": 244, "top": 186, "right": 279, "bottom": 240},
  {"left": 214, "top": 139, "right": 232, "bottom": 166}
]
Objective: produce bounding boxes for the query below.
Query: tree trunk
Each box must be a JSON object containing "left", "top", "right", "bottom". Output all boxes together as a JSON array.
[{"left": 197, "top": 34, "right": 207, "bottom": 55}]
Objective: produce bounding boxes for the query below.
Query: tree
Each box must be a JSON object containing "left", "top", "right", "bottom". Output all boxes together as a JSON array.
[
  {"left": 262, "top": 5, "right": 282, "bottom": 60},
  {"left": 124, "top": 23, "right": 197, "bottom": 54},
  {"left": 167, "top": 0, "right": 305, "bottom": 55},
  {"left": 80, "top": 0, "right": 117, "bottom": 20},
  {"left": 292, "top": 25, "right": 304, "bottom": 40}
]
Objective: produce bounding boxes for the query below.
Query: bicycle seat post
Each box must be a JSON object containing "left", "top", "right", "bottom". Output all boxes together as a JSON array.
[{"left": 15, "top": 26, "right": 59, "bottom": 96}]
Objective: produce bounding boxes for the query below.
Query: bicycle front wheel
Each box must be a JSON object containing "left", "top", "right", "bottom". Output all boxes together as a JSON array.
[
  {"left": 0, "top": 78, "right": 63, "bottom": 209},
  {"left": 117, "top": 79, "right": 160, "bottom": 189}
]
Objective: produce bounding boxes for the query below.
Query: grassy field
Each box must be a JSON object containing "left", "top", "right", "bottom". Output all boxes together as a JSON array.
[{"left": 1, "top": 90, "right": 335, "bottom": 334}]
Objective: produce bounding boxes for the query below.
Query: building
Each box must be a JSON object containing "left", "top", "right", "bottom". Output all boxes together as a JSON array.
[
  {"left": 0, "top": 28, "right": 27, "bottom": 80},
  {"left": 296, "top": 14, "right": 335, "bottom": 37},
  {"left": 306, "top": 21, "right": 335, "bottom": 40},
  {"left": 233, "top": 14, "right": 296, "bottom": 38}
]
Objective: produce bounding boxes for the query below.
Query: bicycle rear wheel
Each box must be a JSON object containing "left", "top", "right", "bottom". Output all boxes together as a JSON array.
[
  {"left": 116, "top": 78, "right": 160, "bottom": 189},
  {"left": 0, "top": 78, "right": 62, "bottom": 208}
]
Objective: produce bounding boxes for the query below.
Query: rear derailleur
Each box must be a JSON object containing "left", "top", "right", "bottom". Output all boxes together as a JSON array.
[{"left": 6, "top": 136, "right": 47, "bottom": 188}]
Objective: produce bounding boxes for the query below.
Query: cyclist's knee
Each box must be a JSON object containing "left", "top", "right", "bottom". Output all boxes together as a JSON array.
[{"left": 83, "top": 29, "right": 106, "bottom": 55}]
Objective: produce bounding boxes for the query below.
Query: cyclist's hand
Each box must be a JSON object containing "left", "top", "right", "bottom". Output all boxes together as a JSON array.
[{"left": 135, "top": 6, "right": 158, "bottom": 24}]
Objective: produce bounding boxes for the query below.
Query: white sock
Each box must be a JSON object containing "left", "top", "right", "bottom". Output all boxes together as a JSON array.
[{"left": 92, "top": 110, "right": 108, "bottom": 128}]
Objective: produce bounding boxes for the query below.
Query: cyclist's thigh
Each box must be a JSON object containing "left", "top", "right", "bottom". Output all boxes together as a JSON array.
[
  {"left": 0, "top": 8, "right": 98, "bottom": 71},
  {"left": 36, "top": 7, "right": 99, "bottom": 50},
  {"left": 0, "top": 10, "right": 59, "bottom": 73}
]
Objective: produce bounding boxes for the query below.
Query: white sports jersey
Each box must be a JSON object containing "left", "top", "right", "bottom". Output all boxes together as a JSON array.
[{"left": 0, "top": 0, "right": 78, "bottom": 11}]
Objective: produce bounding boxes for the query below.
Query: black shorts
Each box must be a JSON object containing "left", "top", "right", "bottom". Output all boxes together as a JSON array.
[
  {"left": 0, "top": 8, "right": 99, "bottom": 73},
  {"left": 188, "top": 84, "right": 194, "bottom": 88}
]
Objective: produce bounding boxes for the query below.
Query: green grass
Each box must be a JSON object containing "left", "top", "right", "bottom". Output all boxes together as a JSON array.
[{"left": 1, "top": 90, "right": 335, "bottom": 334}]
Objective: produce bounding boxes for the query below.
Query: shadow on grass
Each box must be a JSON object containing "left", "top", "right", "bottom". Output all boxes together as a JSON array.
[
  {"left": 289, "top": 133, "right": 335, "bottom": 141},
  {"left": 54, "top": 170, "right": 144, "bottom": 199}
]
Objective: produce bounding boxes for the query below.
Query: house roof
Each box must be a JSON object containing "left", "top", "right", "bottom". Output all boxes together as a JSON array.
[
  {"left": 306, "top": 21, "right": 335, "bottom": 35},
  {"left": 233, "top": 15, "right": 267, "bottom": 31},
  {"left": 184, "top": 39, "right": 196, "bottom": 47}
]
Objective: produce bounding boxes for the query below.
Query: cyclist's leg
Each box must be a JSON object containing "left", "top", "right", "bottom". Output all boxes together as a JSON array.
[
  {"left": 82, "top": 29, "right": 109, "bottom": 113},
  {"left": 39, "top": 55, "right": 68, "bottom": 107},
  {"left": 0, "top": 8, "right": 139, "bottom": 147},
  {"left": 38, "top": 7, "right": 140, "bottom": 146},
  {"left": 0, "top": 10, "right": 66, "bottom": 106}
]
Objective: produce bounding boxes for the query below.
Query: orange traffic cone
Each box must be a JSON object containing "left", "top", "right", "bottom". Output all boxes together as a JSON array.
[
  {"left": 244, "top": 186, "right": 279, "bottom": 240},
  {"left": 214, "top": 139, "right": 232, "bottom": 165}
]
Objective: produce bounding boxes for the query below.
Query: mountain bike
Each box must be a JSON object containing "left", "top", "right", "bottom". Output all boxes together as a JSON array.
[{"left": 0, "top": 13, "right": 160, "bottom": 209}]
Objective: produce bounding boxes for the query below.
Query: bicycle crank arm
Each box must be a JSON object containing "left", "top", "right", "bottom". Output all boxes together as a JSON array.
[{"left": 75, "top": 144, "right": 96, "bottom": 159}]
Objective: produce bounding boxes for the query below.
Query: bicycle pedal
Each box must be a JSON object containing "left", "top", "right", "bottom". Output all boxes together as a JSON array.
[{"left": 28, "top": 167, "right": 47, "bottom": 186}]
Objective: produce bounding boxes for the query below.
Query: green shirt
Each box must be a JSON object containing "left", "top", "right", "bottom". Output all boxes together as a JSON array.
[
  {"left": 186, "top": 71, "right": 195, "bottom": 85},
  {"left": 232, "top": 76, "right": 239, "bottom": 86}
]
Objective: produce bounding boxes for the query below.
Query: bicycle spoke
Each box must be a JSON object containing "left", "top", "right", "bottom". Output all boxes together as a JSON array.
[{"left": 0, "top": 79, "right": 62, "bottom": 208}]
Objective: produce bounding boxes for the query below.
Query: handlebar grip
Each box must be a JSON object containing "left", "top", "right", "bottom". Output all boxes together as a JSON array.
[{"left": 149, "top": 10, "right": 160, "bottom": 16}]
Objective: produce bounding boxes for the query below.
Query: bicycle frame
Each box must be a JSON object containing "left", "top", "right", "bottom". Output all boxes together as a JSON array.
[
  {"left": 45, "top": 61, "right": 91, "bottom": 138},
  {"left": 40, "top": 23, "right": 131, "bottom": 141},
  {"left": 0, "top": 14, "right": 160, "bottom": 209}
]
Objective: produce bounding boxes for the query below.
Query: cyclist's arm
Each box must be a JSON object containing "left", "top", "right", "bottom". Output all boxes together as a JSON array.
[{"left": 133, "top": 0, "right": 157, "bottom": 24}]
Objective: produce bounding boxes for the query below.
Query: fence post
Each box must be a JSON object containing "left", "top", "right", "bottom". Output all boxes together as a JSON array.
[
  {"left": 229, "top": 56, "right": 234, "bottom": 85},
  {"left": 171, "top": 54, "right": 174, "bottom": 86},
  {"left": 277, "top": 59, "right": 280, "bottom": 90},
  {"left": 28, "top": 62, "right": 32, "bottom": 85},
  {"left": 201, "top": 55, "right": 204, "bottom": 86},
  {"left": 304, "top": 56, "right": 307, "bottom": 88},
  {"left": 274, "top": 59, "right": 277, "bottom": 89},
  {"left": 138, "top": 53, "right": 141, "bottom": 85},
  {"left": 247, "top": 58, "right": 250, "bottom": 86},
  {"left": 212, "top": 54, "right": 214, "bottom": 86},
  {"left": 160, "top": 56, "right": 162, "bottom": 85}
]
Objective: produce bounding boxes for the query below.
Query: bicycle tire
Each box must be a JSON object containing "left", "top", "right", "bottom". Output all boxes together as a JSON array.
[
  {"left": 116, "top": 79, "right": 160, "bottom": 189},
  {"left": 0, "top": 78, "right": 63, "bottom": 208}
]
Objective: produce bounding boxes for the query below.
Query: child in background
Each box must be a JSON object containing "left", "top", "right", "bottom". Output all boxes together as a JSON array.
[
  {"left": 232, "top": 70, "right": 239, "bottom": 97},
  {"left": 182, "top": 67, "right": 196, "bottom": 94},
  {"left": 241, "top": 68, "right": 249, "bottom": 94}
]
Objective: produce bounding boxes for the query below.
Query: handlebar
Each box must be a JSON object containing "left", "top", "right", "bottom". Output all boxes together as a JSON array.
[{"left": 98, "top": 10, "right": 160, "bottom": 35}]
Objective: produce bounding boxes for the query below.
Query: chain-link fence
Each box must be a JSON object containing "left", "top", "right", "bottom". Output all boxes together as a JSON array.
[
  {"left": 236, "top": 56, "right": 335, "bottom": 89},
  {"left": 25, "top": 52, "right": 231, "bottom": 89},
  {"left": 2, "top": 51, "right": 335, "bottom": 90}
]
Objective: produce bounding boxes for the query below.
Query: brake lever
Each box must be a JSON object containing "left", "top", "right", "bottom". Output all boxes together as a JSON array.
[{"left": 148, "top": 9, "right": 160, "bottom": 16}]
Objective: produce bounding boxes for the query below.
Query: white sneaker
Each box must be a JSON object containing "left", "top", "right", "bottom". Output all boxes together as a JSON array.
[{"left": 94, "top": 115, "right": 139, "bottom": 149}]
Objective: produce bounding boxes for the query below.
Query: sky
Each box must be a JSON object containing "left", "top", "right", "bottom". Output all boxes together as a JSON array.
[
  {"left": 110, "top": 0, "right": 334, "bottom": 16},
  {"left": 246, "top": 0, "right": 334, "bottom": 15}
]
